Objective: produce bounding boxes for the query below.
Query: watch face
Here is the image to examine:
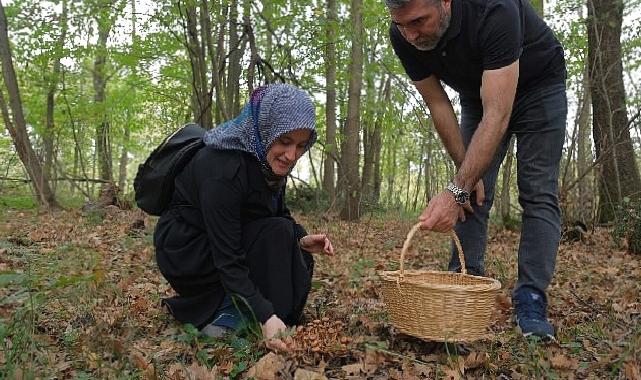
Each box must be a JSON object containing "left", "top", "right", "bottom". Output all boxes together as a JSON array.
[{"left": 457, "top": 193, "right": 469, "bottom": 204}]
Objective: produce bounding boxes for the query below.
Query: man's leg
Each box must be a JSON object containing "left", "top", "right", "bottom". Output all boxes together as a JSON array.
[
  {"left": 449, "top": 100, "right": 512, "bottom": 275},
  {"left": 512, "top": 83, "right": 567, "bottom": 339}
]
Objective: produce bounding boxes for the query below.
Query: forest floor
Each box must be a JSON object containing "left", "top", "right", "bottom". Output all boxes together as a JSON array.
[{"left": 0, "top": 207, "right": 640, "bottom": 379}]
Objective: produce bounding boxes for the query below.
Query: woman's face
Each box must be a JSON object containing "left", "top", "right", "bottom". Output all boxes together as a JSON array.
[{"left": 266, "top": 129, "right": 311, "bottom": 176}]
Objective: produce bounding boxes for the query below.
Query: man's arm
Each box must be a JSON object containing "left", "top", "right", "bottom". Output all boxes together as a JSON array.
[
  {"left": 417, "top": 61, "right": 519, "bottom": 232},
  {"left": 454, "top": 60, "right": 519, "bottom": 192},
  {"left": 413, "top": 76, "right": 465, "bottom": 168}
]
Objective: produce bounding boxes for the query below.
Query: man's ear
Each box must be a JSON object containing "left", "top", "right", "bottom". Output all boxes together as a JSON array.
[{"left": 442, "top": 0, "right": 452, "bottom": 12}]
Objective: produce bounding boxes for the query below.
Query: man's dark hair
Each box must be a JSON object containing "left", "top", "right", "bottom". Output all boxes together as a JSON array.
[{"left": 385, "top": 0, "right": 440, "bottom": 9}]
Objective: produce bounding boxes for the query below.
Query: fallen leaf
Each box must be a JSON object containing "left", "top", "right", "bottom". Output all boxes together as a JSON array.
[
  {"left": 465, "top": 351, "right": 488, "bottom": 369},
  {"left": 550, "top": 353, "right": 579, "bottom": 370},
  {"left": 624, "top": 362, "right": 641, "bottom": 380},
  {"left": 185, "top": 362, "right": 218, "bottom": 380},
  {"left": 293, "top": 368, "right": 328, "bottom": 380},
  {"left": 441, "top": 365, "right": 463, "bottom": 380},
  {"left": 496, "top": 294, "right": 512, "bottom": 310},
  {"left": 341, "top": 363, "right": 363, "bottom": 377},
  {"left": 244, "top": 352, "right": 286, "bottom": 380},
  {"left": 166, "top": 363, "right": 186, "bottom": 380},
  {"left": 131, "top": 351, "right": 150, "bottom": 371}
]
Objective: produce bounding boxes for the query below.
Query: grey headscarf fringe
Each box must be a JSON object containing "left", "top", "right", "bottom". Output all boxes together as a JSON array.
[{"left": 202, "top": 84, "right": 317, "bottom": 178}]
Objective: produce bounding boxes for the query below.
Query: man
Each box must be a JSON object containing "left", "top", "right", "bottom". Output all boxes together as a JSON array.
[{"left": 386, "top": 0, "right": 567, "bottom": 340}]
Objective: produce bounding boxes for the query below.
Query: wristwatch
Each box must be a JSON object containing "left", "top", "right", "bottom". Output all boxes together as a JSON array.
[{"left": 447, "top": 182, "right": 470, "bottom": 205}]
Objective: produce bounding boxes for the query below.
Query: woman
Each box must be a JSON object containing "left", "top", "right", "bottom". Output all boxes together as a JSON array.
[{"left": 153, "top": 84, "right": 334, "bottom": 350}]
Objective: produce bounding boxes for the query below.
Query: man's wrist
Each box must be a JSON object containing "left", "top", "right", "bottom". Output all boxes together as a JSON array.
[{"left": 446, "top": 181, "right": 470, "bottom": 205}]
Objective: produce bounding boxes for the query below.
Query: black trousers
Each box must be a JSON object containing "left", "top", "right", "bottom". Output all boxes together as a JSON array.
[
  {"left": 156, "top": 214, "right": 313, "bottom": 328},
  {"left": 242, "top": 217, "right": 314, "bottom": 325}
]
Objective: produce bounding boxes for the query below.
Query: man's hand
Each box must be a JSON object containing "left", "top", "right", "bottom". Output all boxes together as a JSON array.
[
  {"left": 472, "top": 180, "right": 485, "bottom": 207},
  {"left": 419, "top": 191, "right": 461, "bottom": 232},
  {"left": 299, "top": 234, "right": 335, "bottom": 256},
  {"left": 420, "top": 179, "right": 484, "bottom": 231}
]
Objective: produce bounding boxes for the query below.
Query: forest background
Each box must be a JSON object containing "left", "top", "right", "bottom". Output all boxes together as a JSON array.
[{"left": 1, "top": 0, "right": 641, "bottom": 378}]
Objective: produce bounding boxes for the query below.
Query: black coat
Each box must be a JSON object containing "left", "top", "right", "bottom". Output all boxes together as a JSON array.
[{"left": 153, "top": 147, "right": 312, "bottom": 328}]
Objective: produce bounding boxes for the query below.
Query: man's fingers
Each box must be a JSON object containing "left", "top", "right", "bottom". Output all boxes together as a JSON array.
[
  {"left": 463, "top": 202, "right": 474, "bottom": 214},
  {"left": 476, "top": 181, "right": 485, "bottom": 205}
]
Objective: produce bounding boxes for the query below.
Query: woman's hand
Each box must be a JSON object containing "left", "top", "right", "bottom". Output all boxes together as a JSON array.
[
  {"left": 262, "top": 315, "right": 295, "bottom": 352},
  {"left": 299, "top": 234, "right": 335, "bottom": 256}
]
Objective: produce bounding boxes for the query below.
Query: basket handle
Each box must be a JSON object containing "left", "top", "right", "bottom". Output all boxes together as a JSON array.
[{"left": 399, "top": 222, "right": 466, "bottom": 278}]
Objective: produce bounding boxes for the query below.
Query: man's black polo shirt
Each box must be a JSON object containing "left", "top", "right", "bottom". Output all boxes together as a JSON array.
[{"left": 390, "top": 0, "right": 566, "bottom": 101}]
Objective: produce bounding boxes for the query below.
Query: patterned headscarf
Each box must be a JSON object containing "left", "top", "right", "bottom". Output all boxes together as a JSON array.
[{"left": 203, "top": 84, "right": 317, "bottom": 177}]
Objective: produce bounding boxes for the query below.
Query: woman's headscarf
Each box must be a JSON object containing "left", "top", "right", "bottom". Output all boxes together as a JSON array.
[{"left": 202, "top": 83, "right": 317, "bottom": 179}]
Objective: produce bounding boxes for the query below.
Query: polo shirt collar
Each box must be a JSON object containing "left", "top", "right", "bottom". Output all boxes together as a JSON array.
[{"left": 439, "top": 0, "right": 462, "bottom": 48}]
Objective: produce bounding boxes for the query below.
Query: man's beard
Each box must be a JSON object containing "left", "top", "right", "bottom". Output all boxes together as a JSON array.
[{"left": 412, "top": 6, "right": 451, "bottom": 51}]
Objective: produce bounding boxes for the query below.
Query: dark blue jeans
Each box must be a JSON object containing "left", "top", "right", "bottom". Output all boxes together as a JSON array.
[{"left": 449, "top": 82, "right": 567, "bottom": 298}]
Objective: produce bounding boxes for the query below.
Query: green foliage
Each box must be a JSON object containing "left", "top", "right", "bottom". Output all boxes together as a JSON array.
[
  {"left": 0, "top": 194, "right": 37, "bottom": 210},
  {"left": 612, "top": 197, "right": 641, "bottom": 254},
  {"left": 286, "top": 185, "right": 330, "bottom": 213}
]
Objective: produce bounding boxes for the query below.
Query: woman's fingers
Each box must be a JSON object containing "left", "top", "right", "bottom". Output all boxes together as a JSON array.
[
  {"left": 266, "top": 338, "right": 289, "bottom": 352},
  {"left": 301, "top": 234, "right": 335, "bottom": 256},
  {"left": 265, "top": 335, "right": 298, "bottom": 353}
]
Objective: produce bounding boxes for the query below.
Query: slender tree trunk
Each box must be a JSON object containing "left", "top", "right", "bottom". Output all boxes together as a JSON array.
[
  {"left": 360, "top": 81, "right": 375, "bottom": 207},
  {"left": 339, "top": 0, "right": 363, "bottom": 221},
  {"left": 500, "top": 137, "right": 515, "bottom": 227},
  {"left": 214, "top": 4, "right": 228, "bottom": 124},
  {"left": 386, "top": 134, "right": 398, "bottom": 206},
  {"left": 371, "top": 80, "right": 389, "bottom": 204},
  {"left": 184, "top": 1, "right": 210, "bottom": 129},
  {"left": 226, "top": 0, "right": 243, "bottom": 116},
  {"left": 244, "top": 2, "right": 259, "bottom": 93},
  {"left": 587, "top": 0, "right": 641, "bottom": 222},
  {"left": 118, "top": 0, "right": 135, "bottom": 191},
  {"left": 323, "top": 0, "right": 338, "bottom": 203},
  {"left": 403, "top": 150, "right": 412, "bottom": 212},
  {"left": 413, "top": 141, "right": 426, "bottom": 211},
  {"left": 424, "top": 135, "right": 432, "bottom": 203},
  {"left": 94, "top": 25, "right": 112, "bottom": 184},
  {"left": 44, "top": 0, "right": 68, "bottom": 188},
  {"left": 0, "top": 0, "right": 57, "bottom": 208},
  {"left": 577, "top": 63, "right": 593, "bottom": 224}
]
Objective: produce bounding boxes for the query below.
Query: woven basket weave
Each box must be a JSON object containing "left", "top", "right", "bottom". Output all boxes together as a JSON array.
[{"left": 379, "top": 223, "right": 501, "bottom": 342}]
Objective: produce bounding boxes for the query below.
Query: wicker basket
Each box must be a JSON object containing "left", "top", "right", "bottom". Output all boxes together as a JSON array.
[{"left": 379, "top": 223, "right": 501, "bottom": 342}]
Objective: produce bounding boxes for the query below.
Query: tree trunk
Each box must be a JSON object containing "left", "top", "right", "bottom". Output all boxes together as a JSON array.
[
  {"left": 118, "top": 0, "right": 135, "bottom": 191},
  {"left": 500, "top": 137, "right": 515, "bottom": 227},
  {"left": 323, "top": 0, "right": 338, "bottom": 203},
  {"left": 339, "top": 0, "right": 363, "bottom": 221},
  {"left": 413, "top": 140, "right": 426, "bottom": 211},
  {"left": 386, "top": 134, "right": 398, "bottom": 206},
  {"left": 44, "top": 0, "right": 68, "bottom": 187},
  {"left": 360, "top": 79, "right": 375, "bottom": 208},
  {"left": 0, "top": 0, "right": 57, "bottom": 208},
  {"left": 587, "top": 0, "right": 641, "bottom": 222},
  {"left": 184, "top": 1, "right": 212, "bottom": 129},
  {"left": 93, "top": 24, "right": 113, "bottom": 184},
  {"left": 226, "top": 0, "right": 243, "bottom": 116},
  {"left": 423, "top": 136, "right": 432, "bottom": 203},
  {"left": 214, "top": 4, "right": 228, "bottom": 124},
  {"left": 371, "top": 82, "right": 388, "bottom": 205},
  {"left": 576, "top": 63, "right": 593, "bottom": 224}
]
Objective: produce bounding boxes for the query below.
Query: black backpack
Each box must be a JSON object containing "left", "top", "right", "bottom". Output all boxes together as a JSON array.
[{"left": 134, "top": 123, "right": 206, "bottom": 216}]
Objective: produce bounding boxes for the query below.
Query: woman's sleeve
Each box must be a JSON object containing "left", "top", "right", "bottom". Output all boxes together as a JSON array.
[
  {"left": 198, "top": 175, "right": 275, "bottom": 323},
  {"left": 279, "top": 189, "right": 308, "bottom": 244}
]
